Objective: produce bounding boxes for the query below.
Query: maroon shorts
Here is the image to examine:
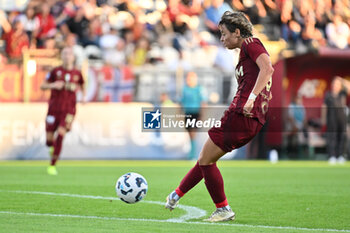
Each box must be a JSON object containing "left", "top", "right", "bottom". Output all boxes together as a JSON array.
[
  {"left": 45, "top": 111, "right": 75, "bottom": 132},
  {"left": 208, "top": 109, "right": 263, "bottom": 153}
]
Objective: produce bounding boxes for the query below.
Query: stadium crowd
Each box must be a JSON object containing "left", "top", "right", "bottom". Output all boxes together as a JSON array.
[{"left": 0, "top": 0, "right": 349, "bottom": 68}]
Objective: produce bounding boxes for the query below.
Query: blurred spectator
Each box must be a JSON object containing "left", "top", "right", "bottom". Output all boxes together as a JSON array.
[
  {"left": 232, "top": 0, "right": 267, "bottom": 25},
  {"left": 50, "top": 0, "right": 67, "bottom": 19},
  {"left": 214, "top": 44, "right": 239, "bottom": 102},
  {"left": 99, "top": 27, "right": 120, "bottom": 49},
  {"left": 326, "top": 14, "right": 350, "bottom": 49},
  {"left": 2, "top": 20, "right": 29, "bottom": 63},
  {"left": 82, "top": 0, "right": 98, "bottom": 21},
  {"left": 286, "top": 95, "right": 308, "bottom": 159},
  {"left": 53, "top": 0, "right": 79, "bottom": 26},
  {"left": 301, "top": 11, "right": 326, "bottom": 49},
  {"left": 167, "top": 50, "right": 192, "bottom": 71},
  {"left": 64, "top": 7, "right": 89, "bottom": 45},
  {"left": 260, "top": 0, "right": 281, "bottom": 40},
  {"left": 314, "top": 0, "right": 330, "bottom": 35},
  {"left": 214, "top": 44, "right": 238, "bottom": 73},
  {"left": 322, "top": 77, "right": 347, "bottom": 164},
  {"left": 103, "top": 38, "right": 126, "bottom": 67},
  {"left": 167, "top": 0, "right": 201, "bottom": 36},
  {"left": 167, "top": 0, "right": 202, "bottom": 20},
  {"left": 6, "top": 11, "right": 20, "bottom": 26},
  {"left": 280, "top": 0, "right": 302, "bottom": 49},
  {"left": 129, "top": 37, "right": 150, "bottom": 66},
  {"left": 204, "top": 0, "right": 232, "bottom": 38},
  {"left": 65, "top": 33, "right": 85, "bottom": 68},
  {"left": 36, "top": 3, "right": 57, "bottom": 47},
  {"left": 154, "top": 11, "right": 174, "bottom": 39},
  {"left": 0, "top": 0, "right": 349, "bottom": 70},
  {"left": 43, "top": 37, "right": 57, "bottom": 49},
  {"left": 0, "top": 10, "right": 11, "bottom": 38},
  {"left": 81, "top": 16, "right": 101, "bottom": 46},
  {"left": 122, "top": 29, "right": 135, "bottom": 61},
  {"left": 191, "top": 32, "right": 218, "bottom": 68},
  {"left": 160, "top": 92, "right": 175, "bottom": 106},
  {"left": 0, "top": 52, "right": 7, "bottom": 68},
  {"left": 15, "top": 7, "right": 39, "bottom": 45}
]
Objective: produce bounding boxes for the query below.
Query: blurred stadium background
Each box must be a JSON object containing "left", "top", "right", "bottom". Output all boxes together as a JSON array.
[{"left": 1, "top": 0, "right": 350, "bottom": 161}]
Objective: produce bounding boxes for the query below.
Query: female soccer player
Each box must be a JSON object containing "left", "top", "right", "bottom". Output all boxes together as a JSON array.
[
  {"left": 40, "top": 47, "right": 85, "bottom": 175},
  {"left": 165, "top": 11, "right": 274, "bottom": 222}
]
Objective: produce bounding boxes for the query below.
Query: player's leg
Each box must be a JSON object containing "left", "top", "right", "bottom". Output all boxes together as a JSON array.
[
  {"left": 51, "top": 114, "right": 74, "bottom": 165},
  {"left": 327, "top": 131, "right": 337, "bottom": 164},
  {"left": 48, "top": 113, "right": 72, "bottom": 175},
  {"left": 51, "top": 126, "right": 66, "bottom": 167},
  {"left": 336, "top": 124, "right": 347, "bottom": 163},
  {"left": 46, "top": 113, "right": 58, "bottom": 175},
  {"left": 165, "top": 118, "right": 202, "bottom": 209},
  {"left": 199, "top": 113, "right": 262, "bottom": 222},
  {"left": 46, "top": 131, "right": 55, "bottom": 157},
  {"left": 198, "top": 138, "right": 235, "bottom": 222},
  {"left": 198, "top": 137, "right": 226, "bottom": 165},
  {"left": 165, "top": 160, "right": 203, "bottom": 210},
  {"left": 165, "top": 138, "right": 227, "bottom": 211},
  {"left": 65, "top": 113, "right": 74, "bottom": 132},
  {"left": 45, "top": 114, "right": 58, "bottom": 155}
]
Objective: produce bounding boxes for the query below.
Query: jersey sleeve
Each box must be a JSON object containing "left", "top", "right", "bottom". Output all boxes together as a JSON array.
[
  {"left": 244, "top": 38, "right": 269, "bottom": 63},
  {"left": 78, "top": 71, "right": 84, "bottom": 85},
  {"left": 46, "top": 68, "right": 56, "bottom": 83}
]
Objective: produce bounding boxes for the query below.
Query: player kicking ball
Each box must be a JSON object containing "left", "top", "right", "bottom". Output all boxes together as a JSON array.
[
  {"left": 165, "top": 11, "right": 274, "bottom": 222},
  {"left": 40, "top": 47, "right": 85, "bottom": 175}
]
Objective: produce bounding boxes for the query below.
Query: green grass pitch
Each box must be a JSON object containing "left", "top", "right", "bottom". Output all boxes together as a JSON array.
[{"left": 0, "top": 160, "right": 350, "bottom": 233}]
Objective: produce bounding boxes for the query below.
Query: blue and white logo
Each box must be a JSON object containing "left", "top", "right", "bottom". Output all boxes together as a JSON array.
[{"left": 143, "top": 109, "right": 161, "bottom": 129}]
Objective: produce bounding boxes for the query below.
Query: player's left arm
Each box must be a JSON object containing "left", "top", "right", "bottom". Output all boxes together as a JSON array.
[
  {"left": 252, "top": 53, "right": 274, "bottom": 96},
  {"left": 79, "top": 83, "right": 86, "bottom": 103},
  {"left": 78, "top": 72, "right": 87, "bottom": 103},
  {"left": 243, "top": 53, "right": 274, "bottom": 116}
]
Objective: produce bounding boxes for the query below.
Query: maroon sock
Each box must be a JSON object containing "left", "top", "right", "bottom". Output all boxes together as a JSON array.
[
  {"left": 51, "top": 134, "right": 64, "bottom": 166},
  {"left": 175, "top": 162, "right": 203, "bottom": 197},
  {"left": 200, "top": 163, "right": 228, "bottom": 208},
  {"left": 46, "top": 140, "right": 53, "bottom": 147}
]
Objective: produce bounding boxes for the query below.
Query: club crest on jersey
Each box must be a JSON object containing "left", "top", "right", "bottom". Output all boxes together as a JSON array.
[
  {"left": 57, "top": 70, "right": 62, "bottom": 77},
  {"left": 73, "top": 75, "right": 79, "bottom": 81},
  {"left": 65, "top": 73, "right": 71, "bottom": 82},
  {"left": 143, "top": 109, "right": 161, "bottom": 129}
]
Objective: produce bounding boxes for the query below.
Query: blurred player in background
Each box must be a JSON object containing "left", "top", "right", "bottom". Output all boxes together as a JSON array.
[
  {"left": 180, "top": 72, "right": 206, "bottom": 160},
  {"left": 322, "top": 76, "right": 349, "bottom": 164},
  {"left": 40, "top": 47, "right": 85, "bottom": 175},
  {"left": 165, "top": 11, "right": 274, "bottom": 222}
]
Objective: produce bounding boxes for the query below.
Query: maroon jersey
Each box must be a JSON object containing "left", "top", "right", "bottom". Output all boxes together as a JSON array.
[
  {"left": 231, "top": 37, "right": 272, "bottom": 124},
  {"left": 47, "top": 66, "right": 84, "bottom": 114}
]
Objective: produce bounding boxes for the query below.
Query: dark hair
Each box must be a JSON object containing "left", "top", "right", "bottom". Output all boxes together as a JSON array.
[{"left": 218, "top": 11, "right": 253, "bottom": 38}]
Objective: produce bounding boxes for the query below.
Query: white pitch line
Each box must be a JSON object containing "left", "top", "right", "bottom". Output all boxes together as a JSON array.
[
  {"left": 0, "top": 190, "right": 206, "bottom": 222},
  {"left": 1, "top": 211, "right": 350, "bottom": 233}
]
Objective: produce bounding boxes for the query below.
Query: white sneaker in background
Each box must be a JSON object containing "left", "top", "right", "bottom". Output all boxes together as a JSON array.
[
  {"left": 328, "top": 156, "right": 337, "bottom": 165},
  {"left": 337, "top": 156, "right": 346, "bottom": 164}
]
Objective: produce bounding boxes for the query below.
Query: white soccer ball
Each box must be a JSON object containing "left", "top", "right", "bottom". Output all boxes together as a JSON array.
[{"left": 115, "top": 172, "right": 148, "bottom": 204}]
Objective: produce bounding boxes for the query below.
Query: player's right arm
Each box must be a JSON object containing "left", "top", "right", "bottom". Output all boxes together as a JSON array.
[
  {"left": 40, "top": 80, "right": 65, "bottom": 90},
  {"left": 40, "top": 69, "right": 64, "bottom": 90}
]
